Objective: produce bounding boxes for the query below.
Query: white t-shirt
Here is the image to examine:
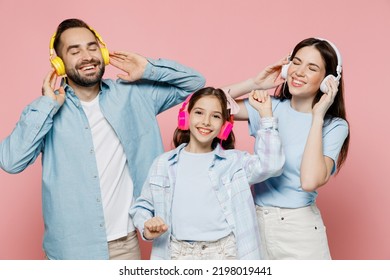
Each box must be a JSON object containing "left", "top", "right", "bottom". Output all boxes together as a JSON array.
[{"left": 81, "top": 94, "right": 135, "bottom": 241}]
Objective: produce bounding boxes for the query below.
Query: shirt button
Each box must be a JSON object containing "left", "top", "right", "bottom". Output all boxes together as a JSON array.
[
  {"left": 90, "top": 149, "right": 94, "bottom": 154},
  {"left": 264, "top": 210, "right": 269, "bottom": 215},
  {"left": 201, "top": 245, "right": 207, "bottom": 250},
  {"left": 100, "top": 223, "right": 104, "bottom": 227},
  {"left": 96, "top": 198, "right": 100, "bottom": 203}
]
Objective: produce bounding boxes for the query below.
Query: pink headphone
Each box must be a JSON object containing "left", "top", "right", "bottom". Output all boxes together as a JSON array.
[{"left": 177, "top": 94, "right": 234, "bottom": 141}]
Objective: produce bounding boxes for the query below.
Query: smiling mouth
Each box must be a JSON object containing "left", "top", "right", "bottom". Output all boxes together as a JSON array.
[
  {"left": 291, "top": 78, "right": 305, "bottom": 86},
  {"left": 197, "top": 127, "right": 212, "bottom": 135},
  {"left": 78, "top": 58, "right": 101, "bottom": 72},
  {"left": 79, "top": 64, "right": 97, "bottom": 71},
  {"left": 81, "top": 65, "right": 95, "bottom": 70}
]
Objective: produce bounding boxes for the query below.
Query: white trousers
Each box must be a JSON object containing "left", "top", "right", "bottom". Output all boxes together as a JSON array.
[{"left": 256, "top": 204, "right": 331, "bottom": 260}]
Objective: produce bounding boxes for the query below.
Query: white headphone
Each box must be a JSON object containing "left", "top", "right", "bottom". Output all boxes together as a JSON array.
[{"left": 281, "top": 38, "right": 342, "bottom": 93}]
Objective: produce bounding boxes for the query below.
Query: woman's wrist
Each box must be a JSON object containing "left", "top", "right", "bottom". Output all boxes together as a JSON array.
[{"left": 251, "top": 77, "right": 262, "bottom": 90}]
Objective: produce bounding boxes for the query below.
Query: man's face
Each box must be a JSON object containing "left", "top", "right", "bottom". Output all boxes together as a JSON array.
[{"left": 57, "top": 27, "right": 105, "bottom": 87}]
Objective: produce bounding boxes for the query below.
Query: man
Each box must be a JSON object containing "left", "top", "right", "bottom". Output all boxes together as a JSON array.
[{"left": 0, "top": 18, "right": 205, "bottom": 260}]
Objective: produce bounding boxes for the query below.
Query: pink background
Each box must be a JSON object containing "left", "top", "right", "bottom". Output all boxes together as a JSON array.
[{"left": 0, "top": 0, "right": 389, "bottom": 260}]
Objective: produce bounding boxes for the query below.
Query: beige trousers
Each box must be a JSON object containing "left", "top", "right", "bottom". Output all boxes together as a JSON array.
[{"left": 108, "top": 230, "right": 141, "bottom": 260}]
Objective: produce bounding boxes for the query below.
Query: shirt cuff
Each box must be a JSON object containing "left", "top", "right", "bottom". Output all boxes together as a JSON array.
[
  {"left": 141, "top": 230, "right": 153, "bottom": 242},
  {"left": 259, "top": 117, "right": 278, "bottom": 130},
  {"left": 142, "top": 58, "right": 159, "bottom": 80}
]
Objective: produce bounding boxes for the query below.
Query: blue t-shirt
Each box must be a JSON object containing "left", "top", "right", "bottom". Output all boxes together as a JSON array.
[
  {"left": 172, "top": 148, "right": 231, "bottom": 241},
  {"left": 245, "top": 98, "right": 348, "bottom": 208}
]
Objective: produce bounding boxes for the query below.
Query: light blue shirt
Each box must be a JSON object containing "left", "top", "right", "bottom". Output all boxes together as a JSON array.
[
  {"left": 0, "top": 58, "right": 205, "bottom": 259},
  {"left": 130, "top": 117, "right": 285, "bottom": 259},
  {"left": 245, "top": 98, "right": 349, "bottom": 208},
  {"left": 172, "top": 149, "right": 231, "bottom": 241}
]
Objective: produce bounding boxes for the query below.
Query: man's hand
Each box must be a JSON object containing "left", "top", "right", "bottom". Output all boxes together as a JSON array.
[
  {"left": 109, "top": 51, "right": 148, "bottom": 82},
  {"left": 42, "top": 69, "right": 65, "bottom": 106}
]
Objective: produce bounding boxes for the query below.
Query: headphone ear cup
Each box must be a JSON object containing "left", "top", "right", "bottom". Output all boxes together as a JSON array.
[
  {"left": 320, "top": 75, "right": 336, "bottom": 93},
  {"left": 178, "top": 110, "right": 189, "bottom": 130},
  {"left": 100, "top": 47, "right": 110, "bottom": 65},
  {"left": 281, "top": 62, "right": 291, "bottom": 79},
  {"left": 217, "top": 121, "right": 233, "bottom": 141},
  {"left": 50, "top": 57, "right": 66, "bottom": 76}
]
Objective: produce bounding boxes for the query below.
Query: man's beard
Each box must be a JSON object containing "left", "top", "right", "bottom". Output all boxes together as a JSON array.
[{"left": 66, "top": 59, "right": 105, "bottom": 87}]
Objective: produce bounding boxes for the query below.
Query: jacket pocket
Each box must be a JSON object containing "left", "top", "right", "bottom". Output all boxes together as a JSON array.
[
  {"left": 150, "top": 175, "right": 170, "bottom": 188},
  {"left": 149, "top": 175, "right": 171, "bottom": 213}
]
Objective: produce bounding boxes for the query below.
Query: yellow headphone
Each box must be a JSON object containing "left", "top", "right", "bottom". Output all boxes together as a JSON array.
[{"left": 49, "top": 27, "right": 110, "bottom": 76}]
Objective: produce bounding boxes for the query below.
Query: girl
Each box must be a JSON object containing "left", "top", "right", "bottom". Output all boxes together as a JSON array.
[
  {"left": 222, "top": 38, "right": 350, "bottom": 259},
  {"left": 130, "top": 87, "right": 285, "bottom": 259}
]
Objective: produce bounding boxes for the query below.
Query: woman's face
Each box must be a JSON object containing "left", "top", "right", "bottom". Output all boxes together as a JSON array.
[
  {"left": 287, "top": 46, "right": 326, "bottom": 99},
  {"left": 188, "top": 95, "right": 224, "bottom": 152}
]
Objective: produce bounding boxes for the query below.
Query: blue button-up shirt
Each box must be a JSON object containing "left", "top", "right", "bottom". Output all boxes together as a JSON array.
[
  {"left": 130, "top": 117, "right": 285, "bottom": 259},
  {"left": 0, "top": 58, "right": 205, "bottom": 259}
]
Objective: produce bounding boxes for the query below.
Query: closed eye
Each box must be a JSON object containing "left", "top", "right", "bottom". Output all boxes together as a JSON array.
[
  {"left": 194, "top": 109, "right": 203, "bottom": 115},
  {"left": 292, "top": 58, "right": 301, "bottom": 65}
]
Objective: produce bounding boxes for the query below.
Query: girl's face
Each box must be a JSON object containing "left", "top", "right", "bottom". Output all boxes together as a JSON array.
[
  {"left": 287, "top": 46, "right": 326, "bottom": 99},
  {"left": 188, "top": 95, "right": 224, "bottom": 153}
]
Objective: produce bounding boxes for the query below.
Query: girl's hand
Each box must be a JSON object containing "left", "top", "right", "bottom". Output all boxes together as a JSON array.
[
  {"left": 143, "top": 217, "right": 168, "bottom": 240},
  {"left": 248, "top": 90, "right": 272, "bottom": 118}
]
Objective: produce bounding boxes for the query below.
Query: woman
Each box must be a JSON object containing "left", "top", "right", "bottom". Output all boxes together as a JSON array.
[{"left": 223, "top": 37, "right": 350, "bottom": 259}]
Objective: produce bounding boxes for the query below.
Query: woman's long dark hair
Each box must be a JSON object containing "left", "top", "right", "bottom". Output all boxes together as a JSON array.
[
  {"left": 275, "top": 38, "right": 350, "bottom": 173},
  {"left": 173, "top": 87, "right": 235, "bottom": 150}
]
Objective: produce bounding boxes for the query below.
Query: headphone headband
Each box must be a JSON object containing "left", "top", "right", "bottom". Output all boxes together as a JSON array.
[
  {"left": 179, "top": 94, "right": 192, "bottom": 112},
  {"left": 315, "top": 37, "right": 342, "bottom": 78},
  {"left": 49, "top": 27, "right": 107, "bottom": 57}
]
